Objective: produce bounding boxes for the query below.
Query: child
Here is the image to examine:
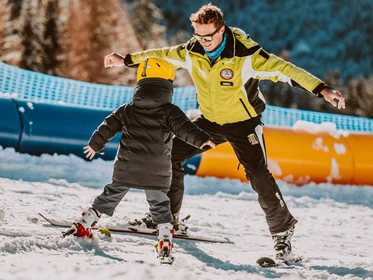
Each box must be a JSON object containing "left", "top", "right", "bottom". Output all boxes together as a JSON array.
[{"left": 64, "top": 57, "right": 215, "bottom": 261}]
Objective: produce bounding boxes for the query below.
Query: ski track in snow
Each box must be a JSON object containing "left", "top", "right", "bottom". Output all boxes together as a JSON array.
[{"left": 1, "top": 176, "right": 373, "bottom": 280}]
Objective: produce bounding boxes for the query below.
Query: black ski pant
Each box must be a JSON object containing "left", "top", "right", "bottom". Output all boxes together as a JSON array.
[{"left": 169, "top": 115, "right": 297, "bottom": 234}]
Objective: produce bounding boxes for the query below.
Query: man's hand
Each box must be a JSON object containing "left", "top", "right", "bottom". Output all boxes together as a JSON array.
[
  {"left": 200, "top": 140, "right": 216, "bottom": 149},
  {"left": 83, "top": 145, "right": 96, "bottom": 160},
  {"left": 104, "top": 52, "right": 125, "bottom": 68},
  {"left": 320, "top": 88, "right": 346, "bottom": 109}
]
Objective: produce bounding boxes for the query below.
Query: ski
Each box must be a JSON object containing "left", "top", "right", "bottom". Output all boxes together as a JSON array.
[
  {"left": 256, "top": 255, "right": 303, "bottom": 267},
  {"left": 38, "top": 213, "right": 234, "bottom": 244},
  {"left": 158, "top": 255, "right": 175, "bottom": 265}
]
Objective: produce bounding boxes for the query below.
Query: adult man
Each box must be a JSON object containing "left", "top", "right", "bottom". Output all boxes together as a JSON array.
[{"left": 104, "top": 4, "right": 345, "bottom": 261}]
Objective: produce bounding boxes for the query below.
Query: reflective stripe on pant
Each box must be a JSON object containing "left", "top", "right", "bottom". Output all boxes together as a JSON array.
[
  {"left": 170, "top": 115, "right": 297, "bottom": 234},
  {"left": 93, "top": 183, "right": 172, "bottom": 224}
]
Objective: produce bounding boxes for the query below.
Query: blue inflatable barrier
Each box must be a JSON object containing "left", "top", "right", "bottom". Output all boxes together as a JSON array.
[
  {"left": 1, "top": 98, "right": 120, "bottom": 160},
  {"left": 0, "top": 97, "right": 200, "bottom": 174},
  {"left": 0, "top": 98, "right": 20, "bottom": 149}
]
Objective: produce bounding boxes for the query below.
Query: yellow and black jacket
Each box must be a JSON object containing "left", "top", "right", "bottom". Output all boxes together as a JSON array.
[{"left": 124, "top": 26, "right": 328, "bottom": 125}]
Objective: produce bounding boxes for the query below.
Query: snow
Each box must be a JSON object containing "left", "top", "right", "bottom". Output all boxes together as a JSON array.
[
  {"left": 293, "top": 120, "right": 350, "bottom": 138},
  {"left": 334, "top": 143, "right": 346, "bottom": 155},
  {"left": 1, "top": 146, "right": 373, "bottom": 280},
  {"left": 312, "top": 137, "right": 329, "bottom": 152}
]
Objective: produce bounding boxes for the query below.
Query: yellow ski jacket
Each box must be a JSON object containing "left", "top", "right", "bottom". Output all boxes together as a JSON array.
[{"left": 124, "top": 26, "right": 328, "bottom": 125}]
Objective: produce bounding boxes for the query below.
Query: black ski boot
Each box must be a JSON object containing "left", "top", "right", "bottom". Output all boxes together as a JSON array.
[
  {"left": 272, "top": 226, "right": 294, "bottom": 261},
  {"left": 128, "top": 213, "right": 157, "bottom": 229}
]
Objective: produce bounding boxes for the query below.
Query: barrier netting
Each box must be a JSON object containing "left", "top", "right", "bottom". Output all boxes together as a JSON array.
[{"left": 1, "top": 62, "right": 372, "bottom": 132}]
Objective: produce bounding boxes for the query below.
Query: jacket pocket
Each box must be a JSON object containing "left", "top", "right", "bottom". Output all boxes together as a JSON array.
[{"left": 239, "top": 98, "right": 252, "bottom": 118}]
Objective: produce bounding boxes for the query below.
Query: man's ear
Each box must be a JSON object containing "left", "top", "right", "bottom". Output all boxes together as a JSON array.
[{"left": 220, "top": 26, "right": 225, "bottom": 34}]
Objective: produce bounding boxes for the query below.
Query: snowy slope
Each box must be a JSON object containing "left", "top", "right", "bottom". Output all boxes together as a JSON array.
[{"left": 0, "top": 147, "right": 373, "bottom": 280}]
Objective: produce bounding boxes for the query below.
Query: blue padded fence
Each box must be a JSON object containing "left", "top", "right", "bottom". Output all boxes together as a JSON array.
[{"left": 1, "top": 62, "right": 372, "bottom": 132}]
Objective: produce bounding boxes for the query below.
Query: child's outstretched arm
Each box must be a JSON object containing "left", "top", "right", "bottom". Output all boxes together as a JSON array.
[
  {"left": 87, "top": 105, "right": 125, "bottom": 156},
  {"left": 167, "top": 105, "right": 215, "bottom": 149}
]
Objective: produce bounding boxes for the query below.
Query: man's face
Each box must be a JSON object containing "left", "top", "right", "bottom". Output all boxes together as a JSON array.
[{"left": 193, "top": 23, "right": 225, "bottom": 52}]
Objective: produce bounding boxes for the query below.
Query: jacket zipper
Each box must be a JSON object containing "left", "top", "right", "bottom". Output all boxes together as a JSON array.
[{"left": 239, "top": 98, "right": 252, "bottom": 118}]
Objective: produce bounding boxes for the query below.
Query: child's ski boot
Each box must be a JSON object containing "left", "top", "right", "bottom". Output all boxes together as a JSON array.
[
  {"left": 156, "top": 223, "right": 175, "bottom": 264},
  {"left": 63, "top": 208, "right": 101, "bottom": 238}
]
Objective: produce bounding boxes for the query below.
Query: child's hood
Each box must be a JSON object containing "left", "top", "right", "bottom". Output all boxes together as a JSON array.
[{"left": 132, "top": 78, "right": 173, "bottom": 109}]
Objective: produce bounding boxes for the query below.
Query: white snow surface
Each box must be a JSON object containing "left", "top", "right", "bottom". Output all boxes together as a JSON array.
[
  {"left": 1, "top": 146, "right": 373, "bottom": 280},
  {"left": 293, "top": 120, "right": 350, "bottom": 139}
]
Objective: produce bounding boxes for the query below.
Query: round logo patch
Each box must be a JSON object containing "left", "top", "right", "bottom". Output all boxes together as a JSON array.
[{"left": 220, "top": 68, "right": 234, "bottom": 80}]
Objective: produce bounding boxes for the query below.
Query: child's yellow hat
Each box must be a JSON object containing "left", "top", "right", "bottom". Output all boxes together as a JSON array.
[{"left": 137, "top": 57, "right": 175, "bottom": 81}]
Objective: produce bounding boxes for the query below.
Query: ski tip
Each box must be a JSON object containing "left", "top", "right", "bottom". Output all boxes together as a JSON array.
[
  {"left": 256, "top": 255, "right": 303, "bottom": 267},
  {"left": 38, "top": 213, "right": 51, "bottom": 223},
  {"left": 225, "top": 238, "right": 235, "bottom": 244},
  {"left": 256, "top": 257, "right": 277, "bottom": 267}
]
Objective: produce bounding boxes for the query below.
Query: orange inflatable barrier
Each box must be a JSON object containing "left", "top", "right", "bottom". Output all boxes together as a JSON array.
[{"left": 196, "top": 126, "right": 373, "bottom": 186}]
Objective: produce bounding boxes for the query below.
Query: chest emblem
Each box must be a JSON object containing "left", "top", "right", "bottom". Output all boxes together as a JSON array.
[{"left": 220, "top": 68, "right": 234, "bottom": 80}]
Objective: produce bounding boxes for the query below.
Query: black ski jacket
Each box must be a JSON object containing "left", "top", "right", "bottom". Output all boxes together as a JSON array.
[{"left": 88, "top": 78, "right": 211, "bottom": 190}]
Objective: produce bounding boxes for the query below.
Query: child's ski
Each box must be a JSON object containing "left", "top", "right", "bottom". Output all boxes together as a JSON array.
[
  {"left": 38, "top": 213, "right": 234, "bottom": 244},
  {"left": 256, "top": 255, "right": 303, "bottom": 267}
]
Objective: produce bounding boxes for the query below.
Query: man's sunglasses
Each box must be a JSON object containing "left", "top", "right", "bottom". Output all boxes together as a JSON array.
[{"left": 193, "top": 26, "right": 223, "bottom": 42}]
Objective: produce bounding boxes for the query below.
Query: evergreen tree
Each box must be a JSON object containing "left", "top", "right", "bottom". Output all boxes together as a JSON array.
[
  {"left": 19, "top": 1, "right": 45, "bottom": 72},
  {"left": 1, "top": 0, "right": 24, "bottom": 65},
  {"left": 41, "top": 0, "right": 61, "bottom": 75},
  {"left": 7, "top": 0, "right": 24, "bottom": 21},
  {"left": 19, "top": 7, "right": 38, "bottom": 70},
  {"left": 58, "top": 0, "right": 142, "bottom": 85},
  {"left": 0, "top": 1, "right": 6, "bottom": 49},
  {"left": 130, "top": 0, "right": 166, "bottom": 49}
]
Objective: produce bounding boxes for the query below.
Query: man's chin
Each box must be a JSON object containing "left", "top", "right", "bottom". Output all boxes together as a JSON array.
[{"left": 203, "top": 45, "right": 218, "bottom": 52}]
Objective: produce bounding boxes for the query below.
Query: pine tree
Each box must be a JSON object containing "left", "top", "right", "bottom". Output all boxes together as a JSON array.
[
  {"left": 7, "top": 0, "right": 24, "bottom": 21},
  {"left": 19, "top": 6, "right": 38, "bottom": 70},
  {"left": 58, "top": 0, "right": 91, "bottom": 81},
  {"left": 0, "top": 1, "right": 6, "bottom": 50},
  {"left": 1, "top": 0, "right": 24, "bottom": 65},
  {"left": 130, "top": 0, "right": 166, "bottom": 49},
  {"left": 41, "top": 0, "right": 61, "bottom": 75},
  {"left": 58, "top": 0, "right": 142, "bottom": 85}
]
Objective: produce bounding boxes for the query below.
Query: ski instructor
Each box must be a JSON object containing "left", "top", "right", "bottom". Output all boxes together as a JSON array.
[{"left": 104, "top": 3, "right": 345, "bottom": 261}]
